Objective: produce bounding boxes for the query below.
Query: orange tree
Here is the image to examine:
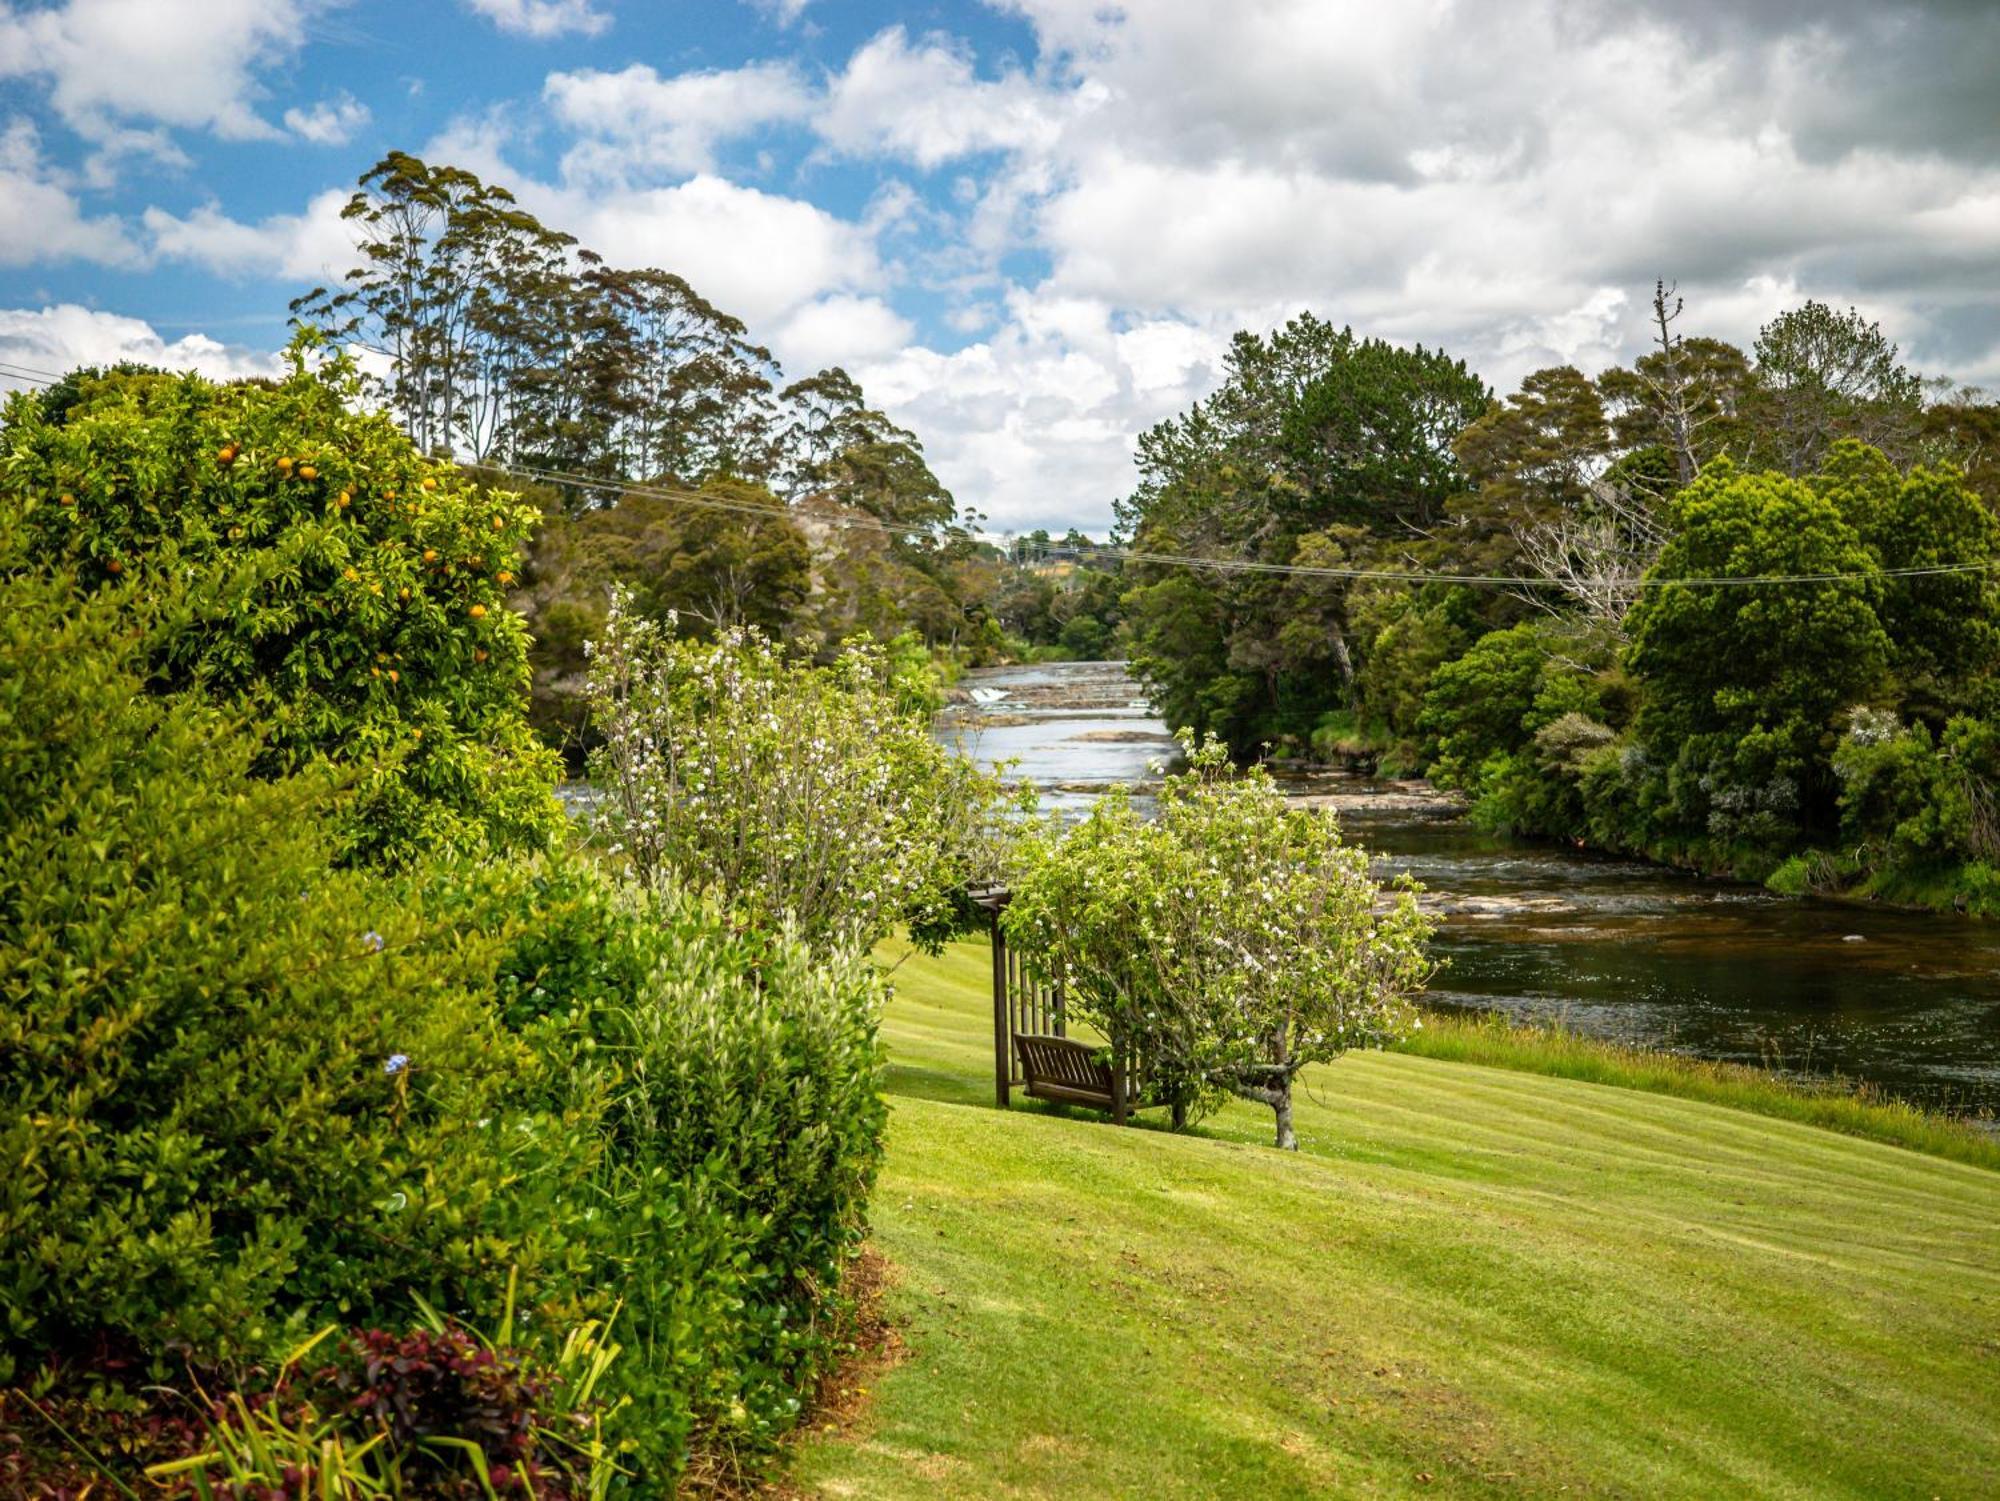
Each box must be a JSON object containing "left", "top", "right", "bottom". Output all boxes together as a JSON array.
[{"left": 0, "top": 340, "right": 560, "bottom": 862}]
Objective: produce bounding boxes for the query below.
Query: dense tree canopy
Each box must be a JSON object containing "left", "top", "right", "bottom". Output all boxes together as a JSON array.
[
  {"left": 1118, "top": 315, "right": 1491, "bottom": 757},
  {"left": 1122, "top": 291, "right": 2000, "bottom": 909},
  {"left": 293, "top": 152, "right": 1116, "bottom": 756}
]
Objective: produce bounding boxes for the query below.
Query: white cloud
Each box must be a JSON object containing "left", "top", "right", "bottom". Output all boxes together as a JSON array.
[
  {"left": 0, "top": 304, "right": 280, "bottom": 391},
  {"left": 284, "top": 93, "right": 371, "bottom": 147},
  {"left": 423, "top": 115, "right": 882, "bottom": 328},
  {"left": 0, "top": 118, "right": 138, "bottom": 268},
  {"left": 817, "top": 27, "right": 1091, "bottom": 171},
  {"left": 144, "top": 189, "right": 357, "bottom": 283},
  {"left": 0, "top": 0, "right": 310, "bottom": 148},
  {"left": 772, "top": 294, "right": 913, "bottom": 373},
  {"left": 798, "top": 0, "right": 2000, "bottom": 526},
  {"left": 462, "top": 0, "right": 609, "bottom": 41},
  {"left": 854, "top": 288, "right": 1230, "bottom": 532},
  {"left": 545, "top": 62, "right": 813, "bottom": 183},
  {"left": 575, "top": 175, "right": 880, "bottom": 328}
]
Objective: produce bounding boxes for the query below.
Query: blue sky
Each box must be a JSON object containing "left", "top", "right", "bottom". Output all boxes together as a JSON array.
[{"left": 5, "top": 0, "right": 1999, "bottom": 531}]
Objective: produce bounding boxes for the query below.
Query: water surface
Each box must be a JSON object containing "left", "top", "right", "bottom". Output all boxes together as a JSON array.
[{"left": 946, "top": 659, "right": 2000, "bottom": 1123}]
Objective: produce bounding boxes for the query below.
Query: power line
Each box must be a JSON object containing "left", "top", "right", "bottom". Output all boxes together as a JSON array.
[
  {"left": 502, "top": 461, "right": 2000, "bottom": 592},
  {"left": 6, "top": 361, "right": 1998, "bottom": 593}
]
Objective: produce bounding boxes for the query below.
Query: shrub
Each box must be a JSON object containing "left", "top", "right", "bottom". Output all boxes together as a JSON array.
[
  {"left": 586, "top": 595, "right": 1007, "bottom": 955},
  {"left": 1832, "top": 709, "right": 2000, "bottom": 869},
  {"left": 0, "top": 546, "right": 578, "bottom": 1378},
  {"left": 490, "top": 863, "right": 888, "bottom": 1483},
  {"left": 0, "top": 342, "right": 560, "bottom": 864},
  {"left": 154, "top": 1321, "right": 615, "bottom": 1499},
  {"left": 3, "top": 1315, "right": 618, "bottom": 1500}
]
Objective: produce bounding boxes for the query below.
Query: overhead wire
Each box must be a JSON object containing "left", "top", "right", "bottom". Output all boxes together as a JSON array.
[
  {"left": 4, "top": 358, "right": 1996, "bottom": 593},
  {"left": 499, "top": 461, "right": 2000, "bottom": 592}
]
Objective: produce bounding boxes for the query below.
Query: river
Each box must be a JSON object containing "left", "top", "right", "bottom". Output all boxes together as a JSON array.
[{"left": 939, "top": 658, "right": 2000, "bottom": 1125}]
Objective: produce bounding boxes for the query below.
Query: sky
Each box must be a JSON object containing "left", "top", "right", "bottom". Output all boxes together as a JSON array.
[{"left": 3, "top": 0, "right": 1998, "bottom": 533}]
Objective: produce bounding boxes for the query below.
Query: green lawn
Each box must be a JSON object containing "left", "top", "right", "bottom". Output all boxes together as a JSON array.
[{"left": 782, "top": 937, "right": 2000, "bottom": 1499}]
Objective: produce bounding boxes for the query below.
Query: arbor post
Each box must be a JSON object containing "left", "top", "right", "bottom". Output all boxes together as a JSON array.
[{"left": 991, "top": 913, "right": 1010, "bottom": 1109}]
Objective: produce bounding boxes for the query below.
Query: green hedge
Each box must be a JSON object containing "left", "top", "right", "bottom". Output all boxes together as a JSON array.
[
  {"left": 491, "top": 862, "right": 888, "bottom": 1478},
  {"left": 2, "top": 471, "right": 888, "bottom": 1489},
  {"left": 0, "top": 552, "right": 578, "bottom": 1373}
]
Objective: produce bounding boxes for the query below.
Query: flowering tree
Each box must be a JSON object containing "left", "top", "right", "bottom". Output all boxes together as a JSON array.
[
  {"left": 585, "top": 592, "right": 1008, "bottom": 955},
  {"left": 1005, "top": 734, "right": 1433, "bottom": 1148}
]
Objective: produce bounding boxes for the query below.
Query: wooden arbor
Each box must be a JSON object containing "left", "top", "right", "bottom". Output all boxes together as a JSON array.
[{"left": 970, "top": 885, "right": 1165, "bottom": 1126}]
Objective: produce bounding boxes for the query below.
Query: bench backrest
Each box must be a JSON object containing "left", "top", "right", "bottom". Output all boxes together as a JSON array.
[{"left": 1013, "top": 1032, "right": 1114, "bottom": 1099}]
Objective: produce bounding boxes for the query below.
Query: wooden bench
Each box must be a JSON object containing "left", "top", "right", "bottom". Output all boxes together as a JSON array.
[{"left": 1013, "top": 1032, "right": 1156, "bottom": 1125}]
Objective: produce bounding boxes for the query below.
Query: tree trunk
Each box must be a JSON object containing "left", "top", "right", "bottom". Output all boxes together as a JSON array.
[{"left": 1228, "top": 1075, "right": 1298, "bottom": 1150}]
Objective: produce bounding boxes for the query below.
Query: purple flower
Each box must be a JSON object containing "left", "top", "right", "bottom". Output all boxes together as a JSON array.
[
  {"left": 384, "top": 1053, "right": 410, "bottom": 1076},
  {"left": 362, "top": 931, "right": 385, "bottom": 954}
]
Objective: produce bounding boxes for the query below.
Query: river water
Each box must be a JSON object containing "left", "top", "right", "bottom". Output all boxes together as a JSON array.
[{"left": 940, "top": 659, "right": 2000, "bottom": 1124}]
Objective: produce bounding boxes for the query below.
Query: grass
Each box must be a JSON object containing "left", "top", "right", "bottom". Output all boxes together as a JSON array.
[
  {"left": 1398, "top": 1010, "right": 2000, "bottom": 1171},
  {"left": 783, "top": 936, "right": 2000, "bottom": 1499}
]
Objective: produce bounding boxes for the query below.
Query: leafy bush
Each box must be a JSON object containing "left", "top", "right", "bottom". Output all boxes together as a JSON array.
[
  {"left": 490, "top": 862, "right": 887, "bottom": 1481},
  {"left": 0, "top": 547, "right": 580, "bottom": 1377},
  {"left": 152, "top": 1318, "right": 616, "bottom": 1500},
  {"left": 586, "top": 595, "right": 1007, "bottom": 954},
  {"left": 1420, "top": 619, "right": 1551, "bottom": 788},
  {"left": 3, "top": 504, "right": 891, "bottom": 1492},
  {"left": 0, "top": 343, "right": 560, "bottom": 864},
  {"left": 1350, "top": 584, "right": 1481, "bottom": 760},
  {"left": 1833, "top": 709, "right": 2000, "bottom": 867}
]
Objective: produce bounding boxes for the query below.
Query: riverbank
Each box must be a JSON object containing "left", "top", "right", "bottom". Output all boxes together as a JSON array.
[
  {"left": 1403, "top": 1010, "right": 1999, "bottom": 1168},
  {"left": 1293, "top": 746, "right": 2000, "bottom": 923},
  {"left": 945, "top": 661, "right": 2000, "bottom": 1123},
  {"left": 779, "top": 936, "right": 2000, "bottom": 1498}
]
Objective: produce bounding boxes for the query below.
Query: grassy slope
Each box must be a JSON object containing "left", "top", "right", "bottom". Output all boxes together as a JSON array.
[{"left": 786, "top": 938, "right": 2000, "bottom": 1500}]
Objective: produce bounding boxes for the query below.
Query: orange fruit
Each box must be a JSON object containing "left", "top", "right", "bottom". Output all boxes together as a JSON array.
[
  {"left": 496, "top": 570, "right": 514, "bottom": 585},
  {"left": 343, "top": 567, "right": 358, "bottom": 582},
  {"left": 469, "top": 603, "right": 487, "bottom": 619},
  {"left": 387, "top": 669, "right": 399, "bottom": 683},
  {"left": 278, "top": 456, "right": 294, "bottom": 471},
  {"left": 422, "top": 549, "right": 438, "bottom": 563},
  {"left": 336, "top": 491, "right": 351, "bottom": 508},
  {"left": 473, "top": 648, "right": 488, "bottom": 663},
  {"left": 490, "top": 515, "right": 504, "bottom": 531},
  {"left": 398, "top": 586, "right": 410, "bottom": 600},
  {"left": 106, "top": 559, "right": 122, "bottom": 574},
  {"left": 422, "top": 476, "right": 437, "bottom": 492},
  {"left": 298, "top": 465, "right": 318, "bottom": 481},
  {"left": 58, "top": 492, "right": 74, "bottom": 506},
  {"left": 217, "top": 444, "right": 238, "bottom": 465}
]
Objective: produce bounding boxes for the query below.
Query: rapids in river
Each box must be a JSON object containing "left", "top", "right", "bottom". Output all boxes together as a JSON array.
[{"left": 939, "top": 658, "right": 2000, "bottom": 1125}]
